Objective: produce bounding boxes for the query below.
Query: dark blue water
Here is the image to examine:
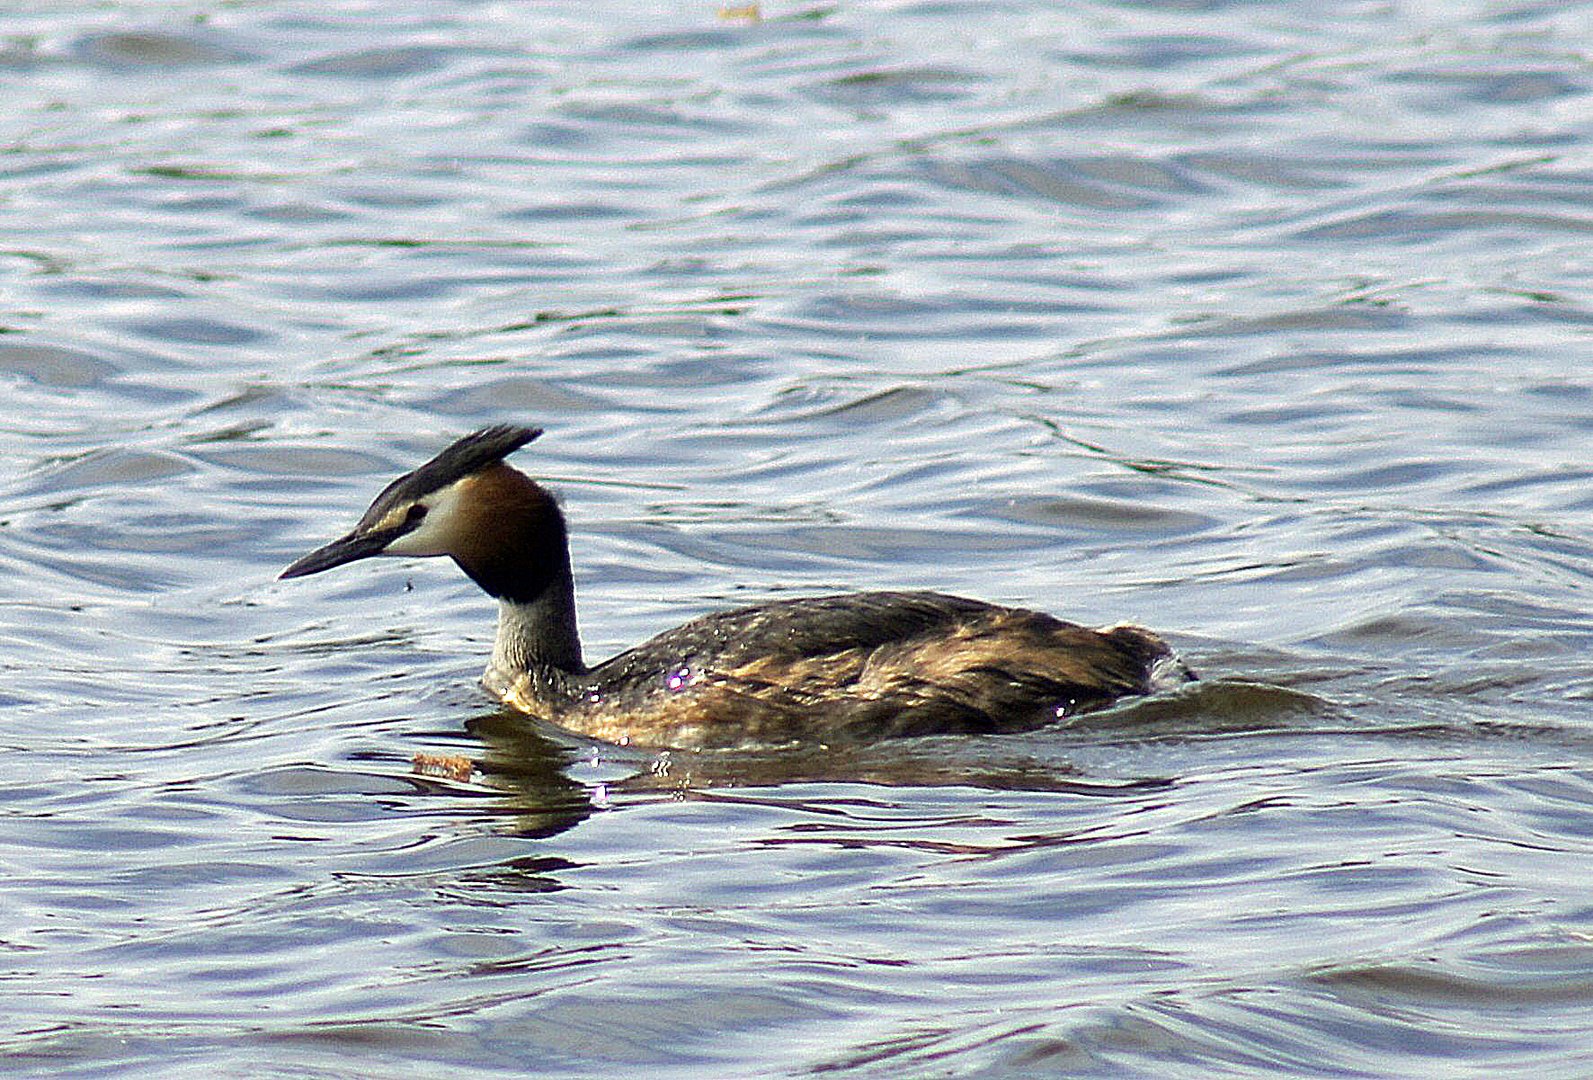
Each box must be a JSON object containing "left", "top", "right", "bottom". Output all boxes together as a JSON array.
[{"left": 2, "top": 2, "right": 1591, "bottom": 1075}]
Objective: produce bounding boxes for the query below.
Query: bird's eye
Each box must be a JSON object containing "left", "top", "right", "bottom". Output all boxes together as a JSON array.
[{"left": 404, "top": 504, "right": 428, "bottom": 525}]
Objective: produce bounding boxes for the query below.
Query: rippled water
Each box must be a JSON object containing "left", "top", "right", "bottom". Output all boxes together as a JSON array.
[{"left": 3, "top": 1, "right": 1591, "bottom": 1075}]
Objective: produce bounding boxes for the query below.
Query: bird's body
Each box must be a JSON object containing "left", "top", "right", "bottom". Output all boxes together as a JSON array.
[
  {"left": 282, "top": 427, "right": 1191, "bottom": 750},
  {"left": 492, "top": 590, "right": 1183, "bottom": 748}
]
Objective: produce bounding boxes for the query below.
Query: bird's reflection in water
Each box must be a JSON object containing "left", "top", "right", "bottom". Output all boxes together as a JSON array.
[
  {"left": 404, "top": 679, "right": 1324, "bottom": 891},
  {"left": 435, "top": 710, "right": 597, "bottom": 840},
  {"left": 457, "top": 705, "right": 1181, "bottom": 835}
]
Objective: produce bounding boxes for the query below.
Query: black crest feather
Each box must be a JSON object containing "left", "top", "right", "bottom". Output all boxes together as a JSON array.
[
  {"left": 365, "top": 425, "right": 542, "bottom": 517},
  {"left": 405, "top": 425, "right": 542, "bottom": 493}
]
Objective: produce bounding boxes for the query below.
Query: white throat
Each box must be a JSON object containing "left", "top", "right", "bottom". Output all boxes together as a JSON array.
[{"left": 382, "top": 481, "right": 468, "bottom": 557}]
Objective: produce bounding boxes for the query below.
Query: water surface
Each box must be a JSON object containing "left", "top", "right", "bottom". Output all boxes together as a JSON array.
[{"left": 2, "top": 1, "right": 1591, "bottom": 1075}]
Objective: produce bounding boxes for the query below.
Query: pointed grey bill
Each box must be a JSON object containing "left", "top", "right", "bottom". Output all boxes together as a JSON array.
[{"left": 279, "top": 528, "right": 398, "bottom": 579}]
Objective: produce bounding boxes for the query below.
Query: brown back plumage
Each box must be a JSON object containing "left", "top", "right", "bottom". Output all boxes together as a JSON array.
[{"left": 506, "top": 591, "right": 1188, "bottom": 749}]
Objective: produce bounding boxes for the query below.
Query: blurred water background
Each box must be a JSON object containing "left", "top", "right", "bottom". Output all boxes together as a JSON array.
[{"left": 2, "top": 1, "right": 1591, "bottom": 1075}]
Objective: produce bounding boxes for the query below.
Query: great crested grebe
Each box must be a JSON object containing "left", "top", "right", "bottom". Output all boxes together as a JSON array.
[{"left": 280, "top": 426, "right": 1192, "bottom": 749}]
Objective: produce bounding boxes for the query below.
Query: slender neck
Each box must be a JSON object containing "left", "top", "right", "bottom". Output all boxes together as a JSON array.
[
  {"left": 492, "top": 584, "right": 583, "bottom": 678},
  {"left": 448, "top": 465, "right": 586, "bottom": 681}
]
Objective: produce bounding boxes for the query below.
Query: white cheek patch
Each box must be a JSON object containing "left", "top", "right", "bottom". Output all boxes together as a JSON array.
[{"left": 383, "top": 482, "right": 467, "bottom": 557}]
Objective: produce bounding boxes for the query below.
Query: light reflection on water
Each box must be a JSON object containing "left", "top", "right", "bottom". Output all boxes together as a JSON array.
[{"left": 2, "top": 1, "right": 1591, "bottom": 1075}]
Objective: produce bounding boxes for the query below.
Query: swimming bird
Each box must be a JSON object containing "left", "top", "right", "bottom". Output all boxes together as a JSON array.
[{"left": 280, "top": 426, "right": 1192, "bottom": 749}]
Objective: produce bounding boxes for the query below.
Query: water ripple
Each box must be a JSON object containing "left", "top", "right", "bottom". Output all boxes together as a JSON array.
[{"left": 0, "top": 0, "right": 1589, "bottom": 1075}]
